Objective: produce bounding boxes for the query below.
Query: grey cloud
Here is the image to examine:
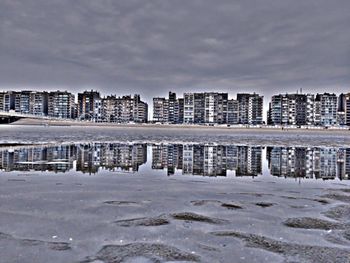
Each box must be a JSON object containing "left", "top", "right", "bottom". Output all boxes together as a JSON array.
[{"left": 0, "top": 0, "right": 349, "bottom": 105}]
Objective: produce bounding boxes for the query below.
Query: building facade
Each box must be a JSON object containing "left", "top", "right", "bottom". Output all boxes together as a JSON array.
[
  {"left": 77, "top": 90, "right": 101, "bottom": 121},
  {"left": 153, "top": 97, "right": 168, "bottom": 123},
  {"left": 227, "top": 99, "right": 239, "bottom": 124},
  {"left": 346, "top": 93, "right": 350, "bottom": 126},
  {"left": 102, "top": 94, "right": 148, "bottom": 123},
  {"left": 48, "top": 91, "right": 75, "bottom": 119},
  {"left": 268, "top": 93, "right": 314, "bottom": 126},
  {"left": 315, "top": 93, "right": 338, "bottom": 126},
  {"left": 183, "top": 93, "right": 194, "bottom": 124},
  {"left": 237, "top": 93, "right": 263, "bottom": 125}
]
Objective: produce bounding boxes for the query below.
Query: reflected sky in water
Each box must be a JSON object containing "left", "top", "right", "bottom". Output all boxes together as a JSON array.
[{"left": 0, "top": 143, "right": 349, "bottom": 181}]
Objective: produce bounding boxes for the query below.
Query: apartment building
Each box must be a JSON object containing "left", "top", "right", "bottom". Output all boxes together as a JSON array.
[
  {"left": 315, "top": 93, "right": 338, "bottom": 126},
  {"left": 237, "top": 93, "right": 263, "bottom": 125},
  {"left": 48, "top": 91, "right": 75, "bottom": 119},
  {"left": 77, "top": 90, "right": 101, "bottom": 120},
  {"left": 102, "top": 94, "right": 148, "bottom": 123}
]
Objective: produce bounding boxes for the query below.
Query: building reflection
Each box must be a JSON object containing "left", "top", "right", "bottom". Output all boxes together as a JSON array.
[
  {"left": 266, "top": 147, "right": 350, "bottom": 180},
  {"left": 152, "top": 144, "right": 262, "bottom": 177},
  {"left": 0, "top": 145, "right": 76, "bottom": 173},
  {"left": 0, "top": 143, "right": 349, "bottom": 180},
  {"left": 0, "top": 143, "right": 147, "bottom": 174},
  {"left": 76, "top": 143, "right": 147, "bottom": 174}
]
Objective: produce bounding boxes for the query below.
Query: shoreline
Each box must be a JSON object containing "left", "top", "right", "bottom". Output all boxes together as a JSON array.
[{"left": 6, "top": 117, "right": 350, "bottom": 133}]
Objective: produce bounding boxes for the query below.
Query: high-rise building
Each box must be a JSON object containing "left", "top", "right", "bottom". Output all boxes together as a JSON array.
[
  {"left": 268, "top": 93, "right": 313, "bottom": 126},
  {"left": 152, "top": 92, "right": 183, "bottom": 124},
  {"left": 344, "top": 93, "right": 350, "bottom": 126},
  {"left": 115, "top": 95, "right": 134, "bottom": 123},
  {"left": 102, "top": 95, "right": 116, "bottom": 122},
  {"left": 306, "top": 94, "right": 315, "bottom": 125},
  {"left": 0, "top": 91, "right": 15, "bottom": 112},
  {"left": 314, "top": 93, "right": 338, "bottom": 126},
  {"left": 29, "top": 91, "right": 48, "bottom": 116},
  {"left": 48, "top": 91, "right": 75, "bottom": 119},
  {"left": 168, "top": 91, "right": 177, "bottom": 124},
  {"left": 14, "top": 90, "right": 31, "bottom": 114},
  {"left": 5, "top": 91, "right": 49, "bottom": 116},
  {"left": 77, "top": 90, "right": 101, "bottom": 121},
  {"left": 237, "top": 93, "right": 263, "bottom": 125},
  {"left": 177, "top": 98, "right": 184, "bottom": 124},
  {"left": 227, "top": 99, "right": 239, "bottom": 124},
  {"left": 337, "top": 93, "right": 346, "bottom": 126},
  {"left": 153, "top": 97, "right": 168, "bottom": 123},
  {"left": 183, "top": 93, "right": 194, "bottom": 124},
  {"left": 102, "top": 94, "right": 148, "bottom": 123},
  {"left": 0, "top": 92, "right": 4, "bottom": 111},
  {"left": 204, "top": 92, "right": 228, "bottom": 124},
  {"left": 183, "top": 92, "right": 229, "bottom": 124},
  {"left": 133, "top": 94, "right": 148, "bottom": 123},
  {"left": 193, "top": 93, "right": 205, "bottom": 124}
]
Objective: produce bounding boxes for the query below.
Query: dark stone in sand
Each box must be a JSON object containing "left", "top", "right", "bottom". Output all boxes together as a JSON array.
[
  {"left": 283, "top": 217, "right": 343, "bottom": 230},
  {"left": 255, "top": 202, "right": 274, "bottom": 208},
  {"left": 83, "top": 243, "right": 200, "bottom": 262},
  {"left": 221, "top": 203, "right": 243, "bottom": 209},
  {"left": 211, "top": 231, "right": 350, "bottom": 263},
  {"left": 114, "top": 216, "right": 169, "bottom": 227},
  {"left": 323, "top": 205, "right": 350, "bottom": 221},
  {"left": 313, "top": 199, "right": 330, "bottom": 205},
  {"left": 171, "top": 212, "right": 227, "bottom": 224}
]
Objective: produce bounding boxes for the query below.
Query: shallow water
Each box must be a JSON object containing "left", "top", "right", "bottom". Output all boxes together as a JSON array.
[{"left": 0, "top": 142, "right": 349, "bottom": 182}]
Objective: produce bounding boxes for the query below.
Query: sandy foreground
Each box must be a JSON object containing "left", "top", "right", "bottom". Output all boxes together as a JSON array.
[{"left": 0, "top": 172, "right": 349, "bottom": 263}]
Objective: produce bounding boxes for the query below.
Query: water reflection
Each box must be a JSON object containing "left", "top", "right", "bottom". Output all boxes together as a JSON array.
[
  {"left": 0, "top": 143, "right": 349, "bottom": 180},
  {"left": 267, "top": 147, "right": 350, "bottom": 180},
  {"left": 152, "top": 144, "right": 262, "bottom": 177}
]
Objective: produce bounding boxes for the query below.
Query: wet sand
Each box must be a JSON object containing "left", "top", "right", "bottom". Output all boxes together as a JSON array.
[
  {"left": 10, "top": 118, "right": 350, "bottom": 133},
  {"left": 1, "top": 124, "right": 350, "bottom": 148},
  {"left": 0, "top": 173, "right": 349, "bottom": 262}
]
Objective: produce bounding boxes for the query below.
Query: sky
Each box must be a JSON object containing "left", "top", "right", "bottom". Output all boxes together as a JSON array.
[{"left": 0, "top": 0, "right": 349, "bottom": 113}]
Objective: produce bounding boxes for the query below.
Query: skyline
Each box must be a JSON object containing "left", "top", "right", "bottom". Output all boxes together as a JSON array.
[
  {"left": 0, "top": 0, "right": 349, "bottom": 111},
  {"left": 1, "top": 88, "right": 348, "bottom": 118},
  {"left": 1, "top": 89, "right": 349, "bottom": 126}
]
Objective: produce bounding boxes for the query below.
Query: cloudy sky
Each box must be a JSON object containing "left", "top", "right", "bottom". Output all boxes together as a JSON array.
[{"left": 0, "top": 0, "right": 349, "bottom": 109}]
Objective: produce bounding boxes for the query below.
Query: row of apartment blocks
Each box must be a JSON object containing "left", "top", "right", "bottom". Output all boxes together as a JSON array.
[
  {"left": 154, "top": 91, "right": 350, "bottom": 126},
  {"left": 0, "top": 90, "right": 148, "bottom": 123},
  {"left": 267, "top": 93, "right": 350, "bottom": 126},
  {"left": 154, "top": 92, "right": 264, "bottom": 125},
  {"left": 1, "top": 89, "right": 350, "bottom": 126}
]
